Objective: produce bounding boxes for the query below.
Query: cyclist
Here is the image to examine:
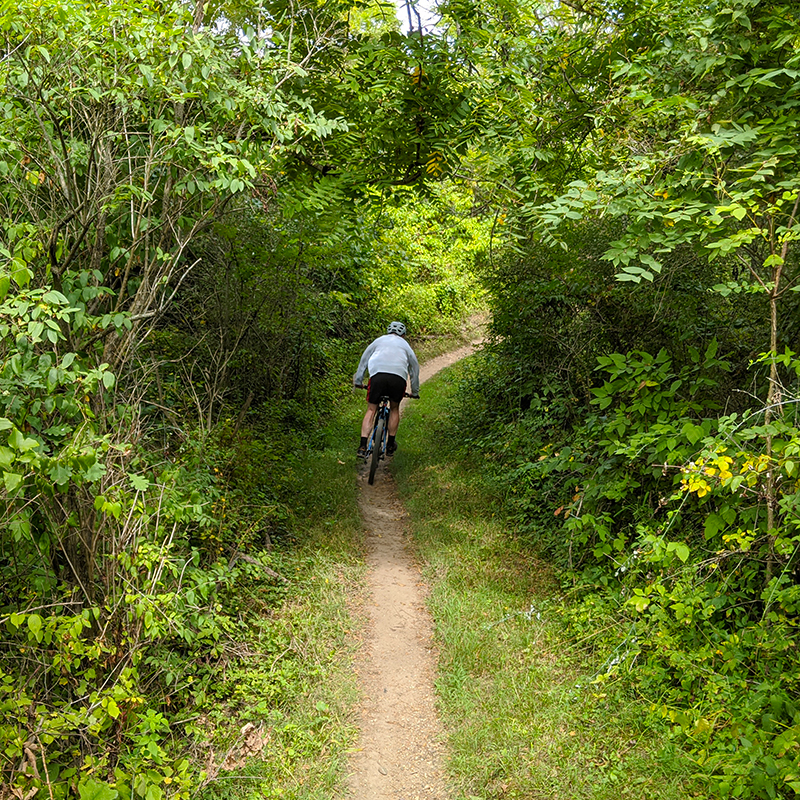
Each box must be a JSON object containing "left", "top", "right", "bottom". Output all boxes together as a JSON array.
[{"left": 353, "top": 321, "right": 420, "bottom": 458}]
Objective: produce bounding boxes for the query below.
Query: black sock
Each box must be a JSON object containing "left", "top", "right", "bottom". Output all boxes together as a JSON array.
[
  {"left": 360, "top": 436, "right": 367, "bottom": 448},
  {"left": 388, "top": 435, "right": 396, "bottom": 447}
]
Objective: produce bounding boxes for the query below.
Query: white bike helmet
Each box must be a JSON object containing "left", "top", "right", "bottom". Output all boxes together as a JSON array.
[{"left": 387, "top": 321, "right": 407, "bottom": 336}]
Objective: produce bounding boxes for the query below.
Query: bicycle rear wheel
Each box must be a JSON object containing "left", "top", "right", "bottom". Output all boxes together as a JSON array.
[{"left": 368, "top": 418, "right": 385, "bottom": 485}]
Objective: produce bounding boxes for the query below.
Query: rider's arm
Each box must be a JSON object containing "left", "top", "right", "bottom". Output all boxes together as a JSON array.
[
  {"left": 407, "top": 349, "right": 420, "bottom": 397},
  {"left": 353, "top": 341, "right": 376, "bottom": 387}
]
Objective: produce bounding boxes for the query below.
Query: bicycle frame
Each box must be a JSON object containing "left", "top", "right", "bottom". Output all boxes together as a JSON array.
[{"left": 366, "top": 396, "right": 391, "bottom": 460}]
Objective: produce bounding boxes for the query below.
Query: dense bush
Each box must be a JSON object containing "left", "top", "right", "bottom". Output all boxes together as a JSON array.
[
  {"left": 0, "top": 287, "right": 286, "bottom": 797},
  {"left": 482, "top": 221, "right": 766, "bottom": 424},
  {"left": 454, "top": 217, "right": 800, "bottom": 798}
]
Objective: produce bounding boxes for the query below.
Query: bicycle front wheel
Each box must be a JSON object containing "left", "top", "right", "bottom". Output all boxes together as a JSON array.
[{"left": 368, "top": 418, "right": 385, "bottom": 485}]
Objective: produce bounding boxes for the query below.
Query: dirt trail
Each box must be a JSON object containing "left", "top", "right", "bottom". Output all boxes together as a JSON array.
[{"left": 346, "top": 341, "right": 483, "bottom": 800}]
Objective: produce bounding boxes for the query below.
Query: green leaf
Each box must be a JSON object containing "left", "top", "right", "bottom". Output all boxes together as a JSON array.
[
  {"left": 667, "top": 542, "right": 690, "bottom": 562},
  {"left": 42, "top": 289, "right": 68, "bottom": 304},
  {"left": 102, "top": 371, "right": 116, "bottom": 390},
  {"left": 639, "top": 253, "right": 662, "bottom": 274},
  {"left": 85, "top": 461, "right": 106, "bottom": 481},
  {"left": 682, "top": 423, "right": 705, "bottom": 445},
  {"left": 0, "top": 447, "right": 14, "bottom": 469},
  {"left": 704, "top": 513, "right": 724, "bottom": 540},
  {"left": 29, "top": 321, "right": 44, "bottom": 341},
  {"left": 79, "top": 778, "right": 119, "bottom": 800},
  {"left": 3, "top": 472, "right": 23, "bottom": 492},
  {"left": 27, "top": 613, "right": 43, "bottom": 638},
  {"left": 12, "top": 265, "right": 32, "bottom": 287},
  {"left": 102, "top": 500, "right": 121, "bottom": 519},
  {"left": 182, "top": 53, "right": 192, "bottom": 70},
  {"left": 50, "top": 463, "right": 73, "bottom": 486},
  {"left": 129, "top": 473, "right": 150, "bottom": 491}
]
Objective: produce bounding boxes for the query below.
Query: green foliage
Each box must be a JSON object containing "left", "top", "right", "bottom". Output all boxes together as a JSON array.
[
  {"left": 462, "top": 5, "right": 800, "bottom": 792},
  {"left": 0, "top": 283, "right": 123, "bottom": 593},
  {"left": 533, "top": 1, "right": 800, "bottom": 278},
  {"left": 455, "top": 335, "right": 800, "bottom": 797},
  {"left": 0, "top": 215, "right": 397, "bottom": 797},
  {"left": 150, "top": 205, "right": 369, "bottom": 431},
  {"left": 527, "top": 1, "right": 800, "bottom": 436},
  {"left": 0, "top": 279, "right": 296, "bottom": 795},
  {"left": 478, "top": 218, "right": 761, "bottom": 436},
  {"left": 0, "top": 0, "right": 275, "bottom": 368},
  {"left": 367, "top": 183, "right": 489, "bottom": 335}
]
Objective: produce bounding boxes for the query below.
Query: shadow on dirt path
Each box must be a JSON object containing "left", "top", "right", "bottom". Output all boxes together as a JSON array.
[{"left": 346, "top": 340, "right": 484, "bottom": 800}]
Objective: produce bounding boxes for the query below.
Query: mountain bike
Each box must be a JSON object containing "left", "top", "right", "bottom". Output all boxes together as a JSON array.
[{"left": 356, "top": 387, "right": 416, "bottom": 485}]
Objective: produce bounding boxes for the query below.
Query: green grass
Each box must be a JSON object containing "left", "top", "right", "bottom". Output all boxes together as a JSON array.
[
  {"left": 197, "top": 397, "right": 368, "bottom": 800},
  {"left": 392, "top": 361, "right": 701, "bottom": 800}
]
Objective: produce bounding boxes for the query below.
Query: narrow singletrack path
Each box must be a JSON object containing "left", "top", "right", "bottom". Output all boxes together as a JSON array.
[{"left": 346, "top": 342, "right": 483, "bottom": 800}]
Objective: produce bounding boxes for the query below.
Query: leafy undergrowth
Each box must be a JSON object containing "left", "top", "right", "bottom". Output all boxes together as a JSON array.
[
  {"left": 392, "top": 362, "right": 699, "bottom": 800},
  {"left": 0, "top": 390, "right": 366, "bottom": 800},
  {"left": 195, "top": 400, "right": 368, "bottom": 800}
]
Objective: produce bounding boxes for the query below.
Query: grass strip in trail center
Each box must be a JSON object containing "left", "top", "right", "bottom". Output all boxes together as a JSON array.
[{"left": 391, "top": 360, "right": 702, "bottom": 800}]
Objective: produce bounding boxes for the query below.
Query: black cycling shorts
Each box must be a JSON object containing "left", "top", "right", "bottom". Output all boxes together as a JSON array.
[{"left": 367, "top": 372, "right": 407, "bottom": 404}]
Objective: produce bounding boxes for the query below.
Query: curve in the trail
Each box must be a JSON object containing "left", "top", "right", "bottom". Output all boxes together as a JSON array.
[{"left": 346, "top": 341, "right": 483, "bottom": 800}]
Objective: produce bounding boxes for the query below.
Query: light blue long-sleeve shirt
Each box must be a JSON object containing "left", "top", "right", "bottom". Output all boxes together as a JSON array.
[{"left": 354, "top": 334, "right": 420, "bottom": 396}]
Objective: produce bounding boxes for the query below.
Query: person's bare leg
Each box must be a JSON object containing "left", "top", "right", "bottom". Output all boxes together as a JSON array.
[
  {"left": 388, "top": 402, "right": 401, "bottom": 436},
  {"left": 361, "top": 403, "right": 378, "bottom": 438}
]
